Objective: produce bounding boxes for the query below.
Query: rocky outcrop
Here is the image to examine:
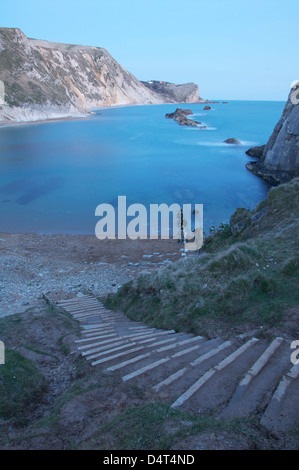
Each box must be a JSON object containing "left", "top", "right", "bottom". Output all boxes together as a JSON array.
[
  {"left": 141, "top": 80, "right": 202, "bottom": 103},
  {"left": 165, "top": 108, "right": 193, "bottom": 119},
  {"left": 229, "top": 207, "right": 251, "bottom": 235},
  {"left": 224, "top": 138, "right": 241, "bottom": 145},
  {"left": 165, "top": 108, "right": 201, "bottom": 127},
  {"left": 245, "top": 145, "right": 265, "bottom": 158},
  {"left": 246, "top": 84, "right": 299, "bottom": 184},
  {"left": 0, "top": 28, "right": 203, "bottom": 123},
  {"left": 203, "top": 105, "right": 211, "bottom": 110}
]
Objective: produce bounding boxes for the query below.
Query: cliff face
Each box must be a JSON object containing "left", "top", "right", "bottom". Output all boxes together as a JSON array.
[
  {"left": 0, "top": 28, "right": 201, "bottom": 122},
  {"left": 246, "top": 84, "right": 299, "bottom": 184},
  {"left": 141, "top": 80, "right": 203, "bottom": 103}
]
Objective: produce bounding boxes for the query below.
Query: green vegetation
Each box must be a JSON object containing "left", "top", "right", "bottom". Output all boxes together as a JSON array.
[
  {"left": 0, "top": 304, "right": 81, "bottom": 426},
  {"left": 106, "top": 179, "right": 299, "bottom": 335},
  {"left": 0, "top": 349, "right": 47, "bottom": 420}
]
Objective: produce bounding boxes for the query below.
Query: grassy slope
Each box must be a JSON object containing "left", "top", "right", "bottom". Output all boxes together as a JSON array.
[
  {"left": 0, "top": 349, "right": 47, "bottom": 420},
  {"left": 106, "top": 178, "right": 299, "bottom": 338},
  {"left": 0, "top": 305, "right": 80, "bottom": 425}
]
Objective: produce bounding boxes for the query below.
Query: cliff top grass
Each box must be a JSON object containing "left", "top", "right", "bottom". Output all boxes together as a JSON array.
[{"left": 105, "top": 178, "right": 299, "bottom": 339}]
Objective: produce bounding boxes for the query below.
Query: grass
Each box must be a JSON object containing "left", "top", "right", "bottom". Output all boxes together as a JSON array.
[
  {"left": 0, "top": 304, "right": 81, "bottom": 427},
  {"left": 105, "top": 179, "right": 299, "bottom": 336},
  {"left": 58, "top": 335, "right": 71, "bottom": 356},
  {"left": 0, "top": 349, "right": 47, "bottom": 420}
]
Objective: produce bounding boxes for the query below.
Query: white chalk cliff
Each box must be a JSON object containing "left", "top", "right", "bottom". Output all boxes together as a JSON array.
[{"left": 0, "top": 28, "right": 201, "bottom": 123}]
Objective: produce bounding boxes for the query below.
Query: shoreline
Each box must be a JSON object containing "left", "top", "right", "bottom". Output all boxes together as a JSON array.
[
  {"left": 0, "top": 232, "right": 185, "bottom": 318},
  {"left": 0, "top": 114, "right": 91, "bottom": 128},
  {"left": 0, "top": 103, "right": 163, "bottom": 128},
  {"left": 0, "top": 99, "right": 218, "bottom": 128}
]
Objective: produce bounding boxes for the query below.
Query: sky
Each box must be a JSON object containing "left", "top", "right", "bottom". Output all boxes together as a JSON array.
[{"left": 1, "top": 0, "right": 298, "bottom": 100}]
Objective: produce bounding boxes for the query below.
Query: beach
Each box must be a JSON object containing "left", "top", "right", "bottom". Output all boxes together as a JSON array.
[
  {"left": 0, "top": 233, "right": 183, "bottom": 317},
  {"left": 0, "top": 114, "right": 89, "bottom": 128}
]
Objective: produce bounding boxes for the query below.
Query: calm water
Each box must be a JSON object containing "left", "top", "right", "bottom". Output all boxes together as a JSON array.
[{"left": 0, "top": 101, "right": 284, "bottom": 234}]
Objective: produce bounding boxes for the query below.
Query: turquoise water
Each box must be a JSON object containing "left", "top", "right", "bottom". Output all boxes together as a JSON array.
[{"left": 0, "top": 101, "right": 284, "bottom": 234}]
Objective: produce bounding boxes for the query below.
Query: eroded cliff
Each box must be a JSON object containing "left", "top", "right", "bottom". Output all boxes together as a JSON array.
[
  {"left": 141, "top": 80, "right": 203, "bottom": 103},
  {"left": 246, "top": 83, "right": 299, "bottom": 184},
  {"left": 0, "top": 28, "right": 201, "bottom": 122}
]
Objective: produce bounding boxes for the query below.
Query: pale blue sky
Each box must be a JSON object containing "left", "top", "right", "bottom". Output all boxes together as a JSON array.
[{"left": 2, "top": 0, "right": 298, "bottom": 100}]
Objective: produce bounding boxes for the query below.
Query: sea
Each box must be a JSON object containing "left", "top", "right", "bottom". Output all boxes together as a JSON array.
[{"left": 0, "top": 100, "right": 285, "bottom": 235}]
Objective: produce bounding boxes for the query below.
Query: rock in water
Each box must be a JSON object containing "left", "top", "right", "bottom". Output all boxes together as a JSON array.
[
  {"left": 165, "top": 108, "right": 193, "bottom": 119},
  {"left": 203, "top": 105, "right": 211, "bottom": 110},
  {"left": 165, "top": 108, "right": 200, "bottom": 127},
  {"left": 224, "top": 138, "right": 241, "bottom": 145}
]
